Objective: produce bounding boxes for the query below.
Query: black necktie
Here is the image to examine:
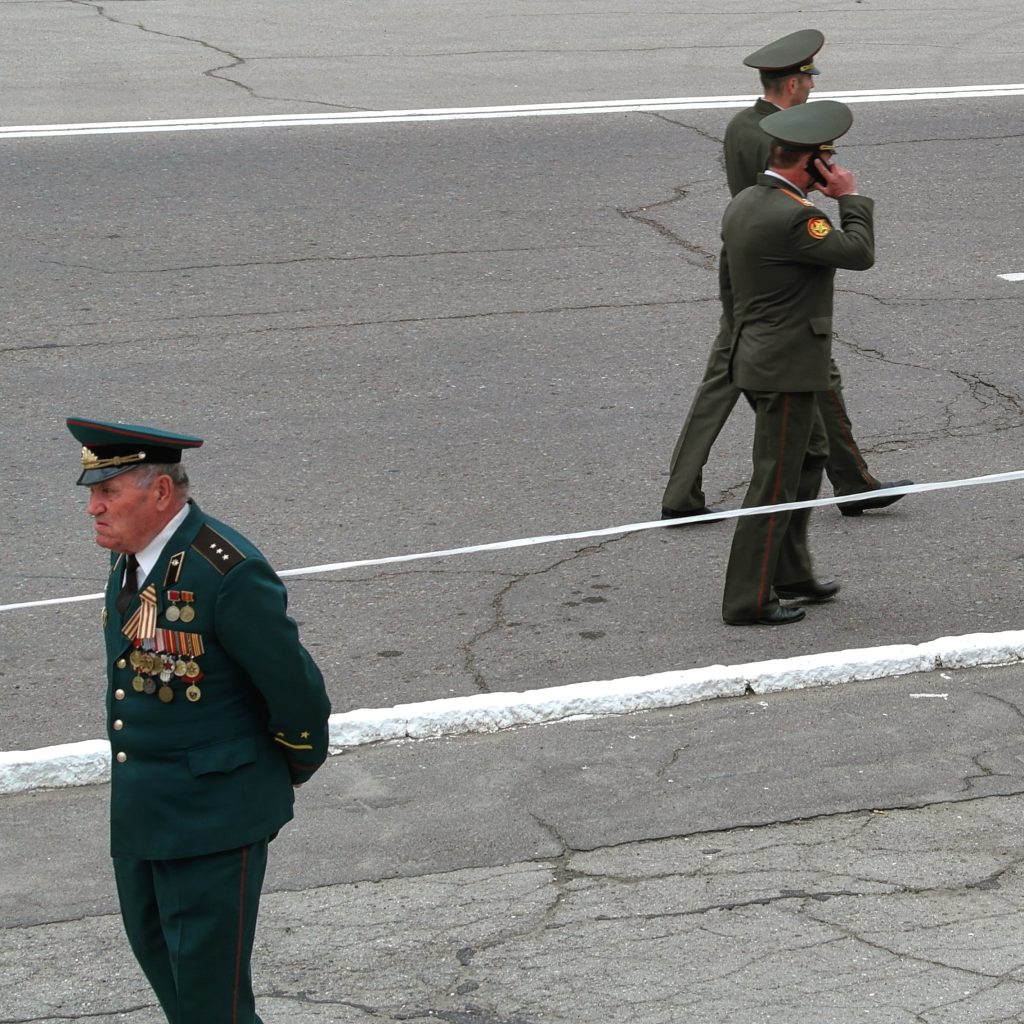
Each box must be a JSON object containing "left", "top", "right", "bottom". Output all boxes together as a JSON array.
[{"left": 115, "top": 554, "right": 140, "bottom": 616}]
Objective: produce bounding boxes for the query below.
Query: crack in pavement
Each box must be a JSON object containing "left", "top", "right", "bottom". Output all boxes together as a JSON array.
[
  {"left": 594, "top": 886, "right": 882, "bottom": 923},
  {"left": 860, "top": 131, "right": 1024, "bottom": 148},
  {"left": 67, "top": 0, "right": 368, "bottom": 112},
  {"left": 797, "top": 903, "right": 1024, "bottom": 986},
  {"left": 829, "top": 331, "right": 1024, "bottom": 446},
  {"left": 654, "top": 744, "right": 687, "bottom": 781},
  {"left": 43, "top": 245, "right": 606, "bottom": 276},
  {"left": 460, "top": 536, "right": 633, "bottom": 693},
  {"left": 646, "top": 112, "right": 725, "bottom": 148},
  {"left": 0, "top": 297, "right": 717, "bottom": 356},
  {"left": 618, "top": 183, "right": 718, "bottom": 272}
]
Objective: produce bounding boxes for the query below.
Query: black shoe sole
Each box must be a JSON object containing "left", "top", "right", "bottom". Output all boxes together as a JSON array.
[
  {"left": 724, "top": 608, "right": 806, "bottom": 626},
  {"left": 775, "top": 585, "right": 840, "bottom": 602}
]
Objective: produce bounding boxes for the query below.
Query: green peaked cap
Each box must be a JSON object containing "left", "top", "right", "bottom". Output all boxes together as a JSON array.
[
  {"left": 743, "top": 29, "right": 824, "bottom": 76},
  {"left": 67, "top": 416, "right": 204, "bottom": 485},
  {"left": 759, "top": 100, "right": 854, "bottom": 151}
]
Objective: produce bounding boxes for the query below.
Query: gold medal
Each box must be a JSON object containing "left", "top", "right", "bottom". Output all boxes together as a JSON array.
[
  {"left": 129, "top": 650, "right": 143, "bottom": 669},
  {"left": 186, "top": 685, "right": 202, "bottom": 702},
  {"left": 174, "top": 659, "right": 187, "bottom": 677},
  {"left": 185, "top": 660, "right": 201, "bottom": 678},
  {"left": 132, "top": 675, "right": 146, "bottom": 692},
  {"left": 165, "top": 604, "right": 181, "bottom": 622},
  {"left": 179, "top": 592, "right": 195, "bottom": 622},
  {"left": 158, "top": 684, "right": 174, "bottom": 703}
]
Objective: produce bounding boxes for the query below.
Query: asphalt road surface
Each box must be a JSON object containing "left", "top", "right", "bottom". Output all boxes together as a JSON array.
[
  {"left": 2, "top": 5, "right": 1024, "bottom": 1019},
  {"left": 3, "top": 1, "right": 1023, "bottom": 753}
]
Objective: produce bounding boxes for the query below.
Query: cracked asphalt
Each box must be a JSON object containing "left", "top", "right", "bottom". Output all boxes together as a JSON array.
[
  {"left": 2, "top": 2, "right": 1024, "bottom": 1021},
  {"left": 6, "top": 664, "right": 1024, "bottom": 1023}
]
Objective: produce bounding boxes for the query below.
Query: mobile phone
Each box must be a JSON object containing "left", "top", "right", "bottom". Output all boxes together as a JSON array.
[{"left": 806, "top": 153, "right": 832, "bottom": 187}]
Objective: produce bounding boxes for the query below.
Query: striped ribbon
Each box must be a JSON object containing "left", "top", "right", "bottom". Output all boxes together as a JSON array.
[{"left": 121, "top": 584, "right": 157, "bottom": 641}]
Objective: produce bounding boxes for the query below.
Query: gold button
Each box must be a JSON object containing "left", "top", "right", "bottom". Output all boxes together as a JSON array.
[
  {"left": 114, "top": 689, "right": 126, "bottom": 700},
  {"left": 116, "top": 658, "right": 127, "bottom": 669},
  {"left": 112, "top": 720, "right": 124, "bottom": 731},
  {"left": 116, "top": 751, "right": 127, "bottom": 763}
]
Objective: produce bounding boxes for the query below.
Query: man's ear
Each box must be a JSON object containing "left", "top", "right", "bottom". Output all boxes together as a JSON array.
[{"left": 153, "top": 473, "right": 176, "bottom": 509}]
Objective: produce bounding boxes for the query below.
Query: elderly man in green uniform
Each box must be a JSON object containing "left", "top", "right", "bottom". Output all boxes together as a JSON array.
[
  {"left": 661, "top": 29, "right": 911, "bottom": 521},
  {"left": 67, "top": 416, "right": 332, "bottom": 1024},
  {"left": 720, "top": 101, "right": 874, "bottom": 624}
]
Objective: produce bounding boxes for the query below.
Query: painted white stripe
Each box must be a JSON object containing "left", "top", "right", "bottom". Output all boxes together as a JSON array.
[
  {"left": 999, "top": 273, "right": 1024, "bottom": 281},
  {"left": 2, "top": 84, "right": 1023, "bottom": 140},
  {"left": 3, "top": 628, "right": 1022, "bottom": 794},
  {"left": 3, "top": 470, "right": 1021, "bottom": 615}
]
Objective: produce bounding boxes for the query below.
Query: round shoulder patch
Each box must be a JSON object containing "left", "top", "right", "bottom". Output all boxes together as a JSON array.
[{"left": 807, "top": 217, "right": 832, "bottom": 240}]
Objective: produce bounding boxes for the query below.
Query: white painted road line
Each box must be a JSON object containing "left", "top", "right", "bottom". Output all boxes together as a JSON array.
[
  {"left": 3, "top": 628, "right": 1022, "bottom": 795},
  {"left": 2, "top": 84, "right": 1023, "bottom": 139},
  {"left": 999, "top": 273, "right": 1024, "bottom": 281},
  {"left": 2, "top": 471, "right": 1021, "bottom": 615}
]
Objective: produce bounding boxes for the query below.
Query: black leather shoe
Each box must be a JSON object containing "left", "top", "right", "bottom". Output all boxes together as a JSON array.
[
  {"left": 838, "top": 480, "right": 913, "bottom": 517},
  {"left": 724, "top": 606, "right": 806, "bottom": 626},
  {"left": 775, "top": 579, "right": 840, "bottom": 602},
  {"left": 661, "top": 505, "right": 722, "bottom": 524}
]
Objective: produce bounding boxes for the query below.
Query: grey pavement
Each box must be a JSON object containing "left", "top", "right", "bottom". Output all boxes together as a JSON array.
[
  {"left": 4, "top": 4, "right": 1024, "bottom": 1023},
  {"left": 3, "top": 4, "right": 1024, "bottom": 752},
  {"left": 5, "top": 663, "right": 1024, "bottom": 1023}
]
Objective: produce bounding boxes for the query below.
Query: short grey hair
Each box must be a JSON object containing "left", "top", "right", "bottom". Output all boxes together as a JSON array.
[{"left": 132, "top": 462, "right": 190, "bottom": 491}]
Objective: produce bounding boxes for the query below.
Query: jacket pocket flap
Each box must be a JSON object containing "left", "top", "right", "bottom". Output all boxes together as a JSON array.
[
  {"left": 188, "top": 736, "right": 258, "bottom": 776},
  {"left": 809, "top": 317, "right": 832, "bottom": 336}
]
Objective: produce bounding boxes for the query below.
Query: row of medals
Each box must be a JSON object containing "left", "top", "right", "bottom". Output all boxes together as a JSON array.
[
  {"left": 129, "top": 649, "right": 203, "bottom": 703},
  {"left": 165, "top": 592, "right": 195, "bottom": 623}
]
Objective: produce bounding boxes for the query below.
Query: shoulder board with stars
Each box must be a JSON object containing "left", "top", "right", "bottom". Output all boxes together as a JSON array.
[{"left": 191, "top": 524, "right": 246, "bottom": 574}]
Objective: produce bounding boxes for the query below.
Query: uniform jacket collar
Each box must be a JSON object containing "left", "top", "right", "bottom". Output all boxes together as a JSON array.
[{"left": 104, "top": 500, "right": 206, "bottom": 654}]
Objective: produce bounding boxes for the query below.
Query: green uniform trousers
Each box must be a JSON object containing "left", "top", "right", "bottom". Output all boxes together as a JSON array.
[
  {"left": 661, "top": 317, "right": 878, "bottom": 513},
  {"left": 722, "top": 391, "right": 828, "bottom": 622},
  {"left": 113, "top": 838, "right": 269, "bottom": 1024}
]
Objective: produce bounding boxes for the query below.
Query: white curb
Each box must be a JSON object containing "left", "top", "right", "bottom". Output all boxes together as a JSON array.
[{"left": 3, "top": 630, "right": 1023, "bottom": 797}]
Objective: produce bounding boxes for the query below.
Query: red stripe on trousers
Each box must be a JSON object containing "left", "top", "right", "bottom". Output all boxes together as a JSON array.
[{"left": 233, "top": 847, "right": 249, "bottom": 1024}]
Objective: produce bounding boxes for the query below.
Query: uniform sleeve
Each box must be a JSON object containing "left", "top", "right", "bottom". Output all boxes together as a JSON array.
[
  {"left": 718, "top": 245, "right": 734, "bottom": 319},
  {"left": 788, "top": 195, "right": 875, "bottom": 271},
  {"left": 214, "top": 557, "right": 332, "bottom": 785},
  {"left": 724, "top": 115, "right": 772, "bottom": 197}
]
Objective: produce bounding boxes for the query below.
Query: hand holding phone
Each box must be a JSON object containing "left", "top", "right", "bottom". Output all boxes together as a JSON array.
[{"left": 809, "top": 156, "right": 858, "bottom": 198}]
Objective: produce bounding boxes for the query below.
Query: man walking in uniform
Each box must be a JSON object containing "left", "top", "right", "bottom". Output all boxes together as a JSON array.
[
  {"left": 720, "top": 102, "right": 874, "bottom": 625},
  {"left": 67, "top": 416, "right": 332, "bottom": 1023},
  {"left": 661, "top": 29, "right": 910, "bottom": 521}
]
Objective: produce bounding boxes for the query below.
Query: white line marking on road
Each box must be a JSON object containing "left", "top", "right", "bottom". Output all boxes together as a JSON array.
[
  {"left": 2, "top": 84, "right": 1023, "bottom": 139},
  {"left": 998, "top": 273, "right": 1024, "bottom": 281},
  {"left": 3, "top": 470, "right": 1022, "bottom": 615},
  {"left": 909, "top": 693, "right": 949, "bottom": 699}
]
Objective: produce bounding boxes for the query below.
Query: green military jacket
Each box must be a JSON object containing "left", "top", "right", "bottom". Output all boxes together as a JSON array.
[
  {"left": 721, "top": 174, "right": 875, "bottom": 393},
  {"left": 103, "top": 500, "right": 331, "bottom": 860},
  {"left": 723, "top": 98, "right": 779, "bottom": 197}
]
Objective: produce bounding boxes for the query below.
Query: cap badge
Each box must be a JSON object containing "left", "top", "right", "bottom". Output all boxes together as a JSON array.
[{"left": 81, "top": 446, "right": 148, "bottom": 471}]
